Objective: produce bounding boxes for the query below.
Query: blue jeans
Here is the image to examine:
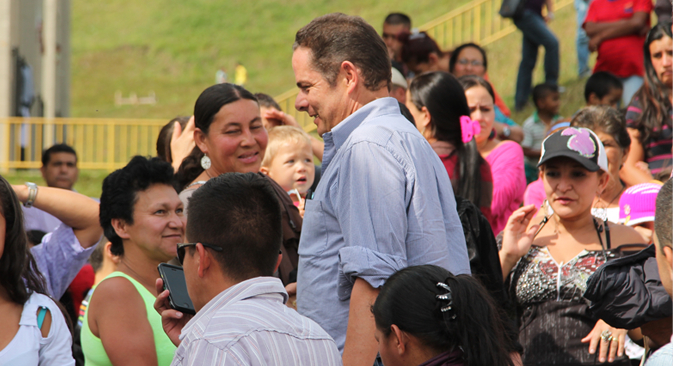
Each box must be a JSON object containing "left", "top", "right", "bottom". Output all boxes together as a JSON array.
[
  {"left": 574, "top": 0, "right": 591, "bottom": 76},
  {"left": 514, "top": 10, "right": 560, "bottom": 110},
  {"left": 619, "top": 75, "right": 644, "bottom": 107}
]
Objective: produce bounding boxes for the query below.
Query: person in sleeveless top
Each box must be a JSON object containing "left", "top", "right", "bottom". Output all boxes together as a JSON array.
[
  {"left": 0, "top": 176, "right": 74, "bottom": 365},
  {"left": 81, "top": 157, "right": 183, "bottom": 366},
  {"left": 500, "top": 127, "right": 647, "bottom": 365},
  {"left": 173, "top": 84, "right": 302, "bottom": 287}
]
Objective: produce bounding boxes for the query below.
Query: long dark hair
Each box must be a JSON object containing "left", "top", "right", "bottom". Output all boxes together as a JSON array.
[
  {"left": 409, "top": 71, "right": 484, "bottom": 206},
  {"left": 175, "top": 83, "right": 258, "bottom": 190},
  {"left": 372, "top": 265, "right": 513, "bottom": 366},
  {"left": 632, "top": 21, "right": 672, "bottom": 143},
  {"left": 449, "top": 43, "right": 488, "bottom": 74},
  {"left": 0, "top": 176, "right": 48, "bottom": 304}
]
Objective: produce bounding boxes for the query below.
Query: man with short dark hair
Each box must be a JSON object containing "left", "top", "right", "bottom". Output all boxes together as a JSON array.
[
  {"left": 41, "top": 143, "right": 79, "bottom": 190},
  {"left": 23, "top": 143, "right": 80, "bottom": 232},
  {"left": 292, "top": 13, "right": 469, "bottom": 366},
  {"left": 646, "top": 178, "right": 673, "bottom": 365},
  {"left": 382, "top": 12, "right": 411, "bottom": 65},
  {"left": 155, "top": 173, "right": 341, "bottom": 366}
]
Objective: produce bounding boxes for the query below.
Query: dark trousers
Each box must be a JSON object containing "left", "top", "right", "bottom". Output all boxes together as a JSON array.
[{"left": 514, "top": 10, "right": 560, "bottom": 109}]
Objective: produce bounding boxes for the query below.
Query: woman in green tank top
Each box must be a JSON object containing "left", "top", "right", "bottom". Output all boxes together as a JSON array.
[{"left": 81, "top": 156, "right": 185, "bottom": 365}]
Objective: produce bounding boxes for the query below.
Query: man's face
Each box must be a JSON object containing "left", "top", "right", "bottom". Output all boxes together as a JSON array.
[
  {"left": 382, "top": 23, "right": 409, "bottom": 61},
  {"left": 41, "top": 152, "right": 78, "bottom": 190},
  {"left": 654, "top": 233, "right": 673, "bottom": 297},
  {"left": 292, "top": 47, "right": 349, "bottom": 136}
]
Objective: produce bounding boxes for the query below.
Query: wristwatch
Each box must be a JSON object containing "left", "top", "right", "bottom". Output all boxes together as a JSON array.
[
  {"left": 502, "top": 126, "right": 511, "bottom": 138},
  {"left": 24, "top": 182, "right": 38, "bottom": 208}
]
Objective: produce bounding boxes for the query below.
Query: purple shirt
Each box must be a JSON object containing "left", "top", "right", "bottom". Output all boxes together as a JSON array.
[{"left": 30, "top": 224, "right": 94, "bottom": 298}]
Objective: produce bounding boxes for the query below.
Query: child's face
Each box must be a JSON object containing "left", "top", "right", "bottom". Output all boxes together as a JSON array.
[
  {"left": 589, "top": 88, "right": 623, "bottom": 108},
  {"left": 538, "top": 92, "right": 560, "bottom": 115},
  {"left": 266, "top": 141, "right": 315, "bottom": 194}
]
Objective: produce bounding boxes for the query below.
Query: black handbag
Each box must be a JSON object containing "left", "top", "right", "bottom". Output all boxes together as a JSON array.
[{"left": 499, "top": 0, "right": 527, "bottom": 18}]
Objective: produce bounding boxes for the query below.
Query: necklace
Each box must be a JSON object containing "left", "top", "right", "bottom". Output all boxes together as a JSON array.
[{"left": 599, "top": 183, "right": 625, "bottom": 208}]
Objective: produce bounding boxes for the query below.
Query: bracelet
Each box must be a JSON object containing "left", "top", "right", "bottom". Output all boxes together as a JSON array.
[
  {"left": 24, "top": 182, "right": 38, "bottom": 208},
  {"left": 502, "top": 126, "right": 512, "bottom": 138}
]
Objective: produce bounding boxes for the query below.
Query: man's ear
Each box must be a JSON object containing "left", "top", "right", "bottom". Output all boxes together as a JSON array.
[
  {"left": 341, "top": 61, "right": 361, "bottom": 94},
  {"left": 274, "top": 252, "right": 283, "bottom": 273},
  {"left": 663, "top": 246, "right": 673, "bottom": 269},
  {"left": 110, "top": 218, "right": 131, "bottom": 240},
  {"left": 39, "top": 165, "right": 47, "bottom": 180},
  {"left": 196, "top": 243, "right": 211, "bottom": 278}
]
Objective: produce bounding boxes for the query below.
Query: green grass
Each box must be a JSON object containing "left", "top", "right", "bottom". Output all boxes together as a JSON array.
[
  {"left": 2, "top": 170, "right": 108, "bottom": 198},
  {"left": 71, "top": 0, "right": 477, "bottom": 119},
  {"left": 12, "top": 1, "right": 592, "bottom": 193},
  {"left": 485, "top": 5, "right": 597, "bottom": 121}
]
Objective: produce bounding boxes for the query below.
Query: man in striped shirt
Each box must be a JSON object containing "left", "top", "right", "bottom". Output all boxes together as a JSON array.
[{"left": 154, "top": 173, "right": 342, "bottom": 365}]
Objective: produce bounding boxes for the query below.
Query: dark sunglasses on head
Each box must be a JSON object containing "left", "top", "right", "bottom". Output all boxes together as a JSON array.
[{"left": 177, "top": 242, "right": 224, "bottom": 264}]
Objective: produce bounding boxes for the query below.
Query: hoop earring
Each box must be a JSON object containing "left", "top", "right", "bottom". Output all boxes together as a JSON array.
[{"left": 201, "top": 154, "right": 211, "bottom": 170}]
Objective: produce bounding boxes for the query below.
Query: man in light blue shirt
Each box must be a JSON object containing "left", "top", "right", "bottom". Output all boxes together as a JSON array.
[{"left": 292, "top": 13, "right": 470, "bottom": 366}]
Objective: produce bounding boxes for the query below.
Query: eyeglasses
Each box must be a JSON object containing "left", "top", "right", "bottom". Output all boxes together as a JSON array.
[
  {"left": 457, "top": 58, "right": 484, "bottom": 67},
  {"left": 177, "top": 242, "right": 224, "bottom": 265}
]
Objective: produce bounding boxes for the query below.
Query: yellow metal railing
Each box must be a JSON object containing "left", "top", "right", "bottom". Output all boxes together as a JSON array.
[
  {"left": 276, "top": 0, "right": 574, "bottom": 129},
  {"left": 0, "top": 117, "right": 166, "bottom": 171}
]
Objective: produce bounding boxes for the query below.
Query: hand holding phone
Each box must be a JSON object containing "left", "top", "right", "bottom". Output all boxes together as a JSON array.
[{"left": 155, "top": 264, "right": 196, "bottom": 346}]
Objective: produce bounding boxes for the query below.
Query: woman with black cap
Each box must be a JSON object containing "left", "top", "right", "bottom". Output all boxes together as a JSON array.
[{"left": 500, "top": 127, "right": 646, "bottom": 365}]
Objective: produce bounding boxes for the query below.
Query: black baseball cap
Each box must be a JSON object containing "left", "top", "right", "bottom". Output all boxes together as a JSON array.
[{"left": 538, "top": 127, "right": 608, "bottom": 172}]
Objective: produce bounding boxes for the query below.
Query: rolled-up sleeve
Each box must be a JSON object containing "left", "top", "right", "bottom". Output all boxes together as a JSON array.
[
  {"left": 332, "top": 140, "right": 410, "bottom": 296},
  {"left": 338, "top": 246, "right": 407, "bottom": 300},
  {"left": 30, "top": 224, "right": 96, "bottom": 298}
]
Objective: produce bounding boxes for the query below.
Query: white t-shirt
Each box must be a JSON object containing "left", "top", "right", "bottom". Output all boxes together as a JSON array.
[{"left": 0, "top": 292, "right": 74, "bottom": 366}]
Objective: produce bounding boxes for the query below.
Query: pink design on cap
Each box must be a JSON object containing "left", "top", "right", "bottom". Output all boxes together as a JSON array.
[{"left": 562, "top": 127, "right": 596, "bottom": 158}]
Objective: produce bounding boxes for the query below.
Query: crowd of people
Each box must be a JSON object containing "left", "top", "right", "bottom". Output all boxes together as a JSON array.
[{"left": 0, "top": 5, "right": 672, "bottom": 366}]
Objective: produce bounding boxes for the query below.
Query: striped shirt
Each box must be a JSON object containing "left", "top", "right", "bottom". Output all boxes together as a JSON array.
[
  {"left": 171, "top": 277, "right": 342, "bottom": 366},
  {"left": 625, "top": 97, "right": 672, "bottom": 175}
]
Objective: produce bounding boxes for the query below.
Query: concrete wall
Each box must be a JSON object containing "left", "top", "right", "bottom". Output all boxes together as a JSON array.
[{"left": 0, "top": 0, "right": 70, "bottom": 118}]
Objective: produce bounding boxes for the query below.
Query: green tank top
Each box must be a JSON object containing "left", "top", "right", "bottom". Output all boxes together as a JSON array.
[{"left": 81, "top": 272, "right": 177, "bottom": 366}]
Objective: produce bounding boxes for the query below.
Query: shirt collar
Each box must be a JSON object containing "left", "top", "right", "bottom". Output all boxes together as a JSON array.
[
  {"left": 179, "top": 276, "right": 287, "bottom": 340},
  {"left": 533, "top": 110, "right": 561, "bottom": 123},
  {"left": 321, "top": 97, "right": 400, "bottom": 171}
]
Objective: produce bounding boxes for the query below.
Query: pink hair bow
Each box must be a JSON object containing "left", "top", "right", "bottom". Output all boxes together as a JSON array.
[{"left": 460, "top": 115, "right": 481, "bottom": 143}]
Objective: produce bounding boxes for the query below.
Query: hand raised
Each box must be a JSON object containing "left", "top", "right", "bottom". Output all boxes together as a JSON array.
[{"left": 170, "top": 116, "right": 196, "bottom": 171}]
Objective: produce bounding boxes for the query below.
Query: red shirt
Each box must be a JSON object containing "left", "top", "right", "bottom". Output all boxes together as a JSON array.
[
  {"left": 584, "top": 0, "right": 652, "bottom": 78},
  {"left": 438, "top": 152, "right": 494, "bottom": 227}
]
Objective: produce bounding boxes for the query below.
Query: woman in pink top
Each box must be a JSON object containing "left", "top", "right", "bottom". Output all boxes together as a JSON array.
[{"left": 459, "top": 76, "right": 526, "bottom": 234}]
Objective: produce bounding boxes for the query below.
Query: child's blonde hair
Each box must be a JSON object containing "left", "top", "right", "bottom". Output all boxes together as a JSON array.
[{"left": 261, "top": 126, "right": 312, "bottom": 167}]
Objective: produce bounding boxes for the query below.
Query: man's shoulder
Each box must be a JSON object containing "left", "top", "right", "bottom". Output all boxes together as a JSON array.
[{"left": 194, "top": 298, "right": 335, "bottom": 348}]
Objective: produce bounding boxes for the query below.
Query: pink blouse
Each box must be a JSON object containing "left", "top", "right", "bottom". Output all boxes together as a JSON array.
[{"left": 485, "top": 141, "right": 526, "bottom": 235}]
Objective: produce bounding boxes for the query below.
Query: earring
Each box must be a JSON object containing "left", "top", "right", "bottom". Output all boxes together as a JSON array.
[
  {"left": 594, "top": 193, "right": 607, "bottom": 221},
  {"left": 200, "top": 154, "right": 211, "bottom": 170}
]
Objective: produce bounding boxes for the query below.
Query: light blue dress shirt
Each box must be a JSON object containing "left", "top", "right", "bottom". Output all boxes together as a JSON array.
[{"left": 296, "top": 97, "right": 470, "bottom": 351}]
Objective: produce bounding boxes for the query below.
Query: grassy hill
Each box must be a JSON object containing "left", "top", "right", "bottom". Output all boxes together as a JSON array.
[
  {"left": 71, "top": 0, "right": 477, "bottom": 119},
  {"left": 5, "top": 1, "right": 592, "bottom": 197}
]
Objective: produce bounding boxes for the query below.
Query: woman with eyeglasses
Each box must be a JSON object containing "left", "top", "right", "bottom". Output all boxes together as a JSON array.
[
  {"left": 372, "top": 265, "right": 514, "bottom": 366},
  {"left": 81, "top": 156, "right": 184, "bottom": 366},
  {"left": 401, "top": 35, "right": 522, "bottom": 143}
]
